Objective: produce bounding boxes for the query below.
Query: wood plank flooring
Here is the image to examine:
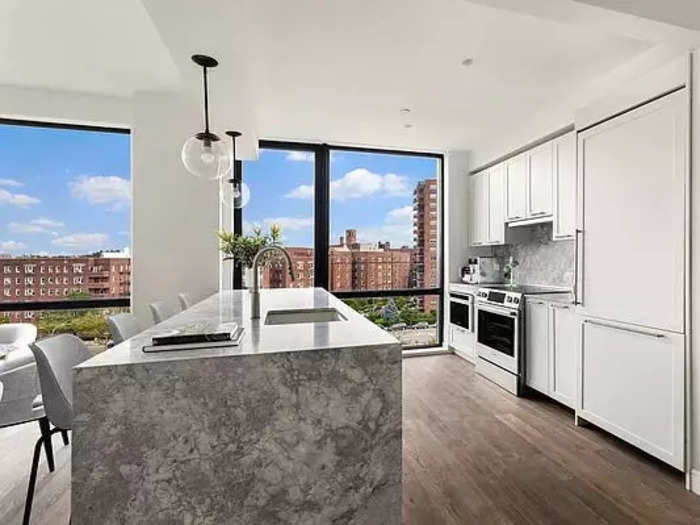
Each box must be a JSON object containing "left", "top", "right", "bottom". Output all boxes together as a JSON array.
[
  {"left": 1, "top": 354, "right": 699, "bottom": 524},
  {"left": 403, "top": 355, "right": 700, "bottom": 524}
]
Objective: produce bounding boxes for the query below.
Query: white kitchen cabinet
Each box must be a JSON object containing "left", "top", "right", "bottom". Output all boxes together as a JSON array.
[
  {"left": 505, "top": 154, "right": 528, "bottom": 221},
  {"left": 527, "top": 141, "right": 553, "bottom": 218},
  {"left": 469, "top": 172, "right": 488, "bottom": 246},
  {"left": 548, "top": 303, "right": 576, "bottom": 408},
  {"left": 579, "top": 318, "right": 684, "bottom": 470},
  {"left": 578, "top": 90, "right": 686, "bottom": 332},
  {"left": 552, "top": 132, "right": 576, "bottom": 240},
  {"left": 487, "top": 163, "right": 505, "bottom": 244},
  {"left": 449, "top": 325, "right": 475, "bottom": 363},
  {"left": 469, "top": 167, "right": 505, "bottom": 247},
  {"left": 525, "top": 299, "right": 548, "bottom": 394}
]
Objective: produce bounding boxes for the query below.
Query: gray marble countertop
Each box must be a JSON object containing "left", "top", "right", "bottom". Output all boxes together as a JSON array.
[
  {"left": 78, "top": 288, "right": 398, "bottom": 369},
  {"left": 523, "top": 292, "right": 574, "bottom": 304}
]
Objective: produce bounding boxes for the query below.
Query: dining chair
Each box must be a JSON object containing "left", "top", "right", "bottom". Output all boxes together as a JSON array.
[
  {"left": 149, "top": 300, "right": 180, "bottom": 324},
  {"left": 24, "top": 334, "right": 91, "bottom": 525},
  {"left": 178, "top": 292, "right": 193, "bottom": 310},
  {"left": 107, "top": 313, "right": 143, "bottom": 345}
]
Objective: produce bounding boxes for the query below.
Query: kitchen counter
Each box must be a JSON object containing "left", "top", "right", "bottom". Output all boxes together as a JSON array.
[
  {"left": 524, "top": 292, "right": 574, "bottom": 304},
  {"left": 448, "top": 282, "right": 479, "bottom": 294},
  {"left": 72, "top": 288, "right": 402, "bottom": 524}
]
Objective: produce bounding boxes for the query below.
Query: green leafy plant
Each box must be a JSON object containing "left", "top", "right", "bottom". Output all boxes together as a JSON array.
[{"left": 217, "top": 225, "right": 283, "bottom": 269}]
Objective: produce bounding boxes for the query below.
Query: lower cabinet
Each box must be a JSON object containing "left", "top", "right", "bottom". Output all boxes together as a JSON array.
[
  {"left": 549, "top": 304, "right": 576, "bottom": 408},
  {"left": 525, "top": 300, "right": 549, "bottom": 394},
  {"left": 524, "top": 299, "right": 576, "bottom": 409},
  {"left": 579, "top": 318, "right": 685, "bottom": 470},
  {"left": 449, "top": 325, "right": 476, "bottom": 363}
]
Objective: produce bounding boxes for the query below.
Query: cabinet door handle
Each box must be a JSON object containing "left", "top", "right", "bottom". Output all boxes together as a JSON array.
[
  {"left": 574, "top": 228, "right": 582, "bottom": 306},
  {"left": 530, "top": 211, "right": 549, "bottom": 216},
  {"left": 508, "top": 215, "right": 522, "bottom": 220},
  {"left": 584, "top": 319, "right": 665, "bottom": 339},
  {"left": 550, "top": 303, "right": 570, "bottom": 309}
]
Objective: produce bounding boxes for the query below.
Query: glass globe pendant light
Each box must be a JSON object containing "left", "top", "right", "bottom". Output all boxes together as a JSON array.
[
  {"left": 220, "top": 130, "right": 251, "bottom": 209},
  {"left": 181, "top": 54, "right": 231, "bottom": 180}
]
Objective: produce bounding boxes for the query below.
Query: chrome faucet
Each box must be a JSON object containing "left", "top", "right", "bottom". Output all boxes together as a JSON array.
[{"left": 250, "top": 246, "right": 295, "bottom": 319}]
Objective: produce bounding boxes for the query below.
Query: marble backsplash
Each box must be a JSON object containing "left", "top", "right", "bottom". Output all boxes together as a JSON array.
[{"left": 493, "top": 223, "right": 575, "bottom": 288}]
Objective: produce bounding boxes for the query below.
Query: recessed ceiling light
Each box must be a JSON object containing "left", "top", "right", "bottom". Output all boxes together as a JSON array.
[
  {"left": 461, "top": 57, "right": 474, "bottom": 67},
  {"left": 400, "top": 108, "right": 411, "bottom": 114},
  {"left": 404, "top": 123, "right": 413, "bottom": 129}
]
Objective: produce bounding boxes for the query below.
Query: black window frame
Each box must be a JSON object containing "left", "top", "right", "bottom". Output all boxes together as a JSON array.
[
  {"left": 0, "top": 118, "right": 131, "bottom": 313},
  {"left": 239, "top": 140, "right": 445, "bottom": 348}
]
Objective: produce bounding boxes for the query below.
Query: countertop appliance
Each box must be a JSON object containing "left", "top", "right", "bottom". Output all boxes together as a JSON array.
[
  {"left": 461, "top": 259, "right": 478, "bottom": 284},
  {"left": 475, "top": 256, "right": 502, "bottom": 284},
  {"left": 475, "top": 284, "right": 568, "bottom": 395}
]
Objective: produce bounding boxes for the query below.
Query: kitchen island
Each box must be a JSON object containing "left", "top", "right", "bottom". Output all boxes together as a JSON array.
[{"left": 72, "top": 288, "right": 402, "bottom": 524}]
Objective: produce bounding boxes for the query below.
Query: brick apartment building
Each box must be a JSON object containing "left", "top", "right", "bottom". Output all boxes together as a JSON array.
[
  {"left": 261, "top": 179, "right": 439, "bottom": 313},
  {"left": 263, "top": 228, "right": 415, "bottom": 292},
  {"left": 412, "top": 179, "right": 439, "bottom": 312},
  {"left": 0, "top": 252, "right": 131, "bottom": 322}
]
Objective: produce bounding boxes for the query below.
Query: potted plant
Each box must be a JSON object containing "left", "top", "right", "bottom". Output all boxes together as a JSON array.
[{"left": 217, "top": 225, "right": 283, "bottom": 288}]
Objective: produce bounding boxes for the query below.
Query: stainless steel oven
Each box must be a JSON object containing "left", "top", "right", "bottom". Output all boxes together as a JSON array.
[
  {"left": 449, "top": 293, "right": 473, "bottom": 333},
  {"left": 476, "top": 302, "right": 519, "bottom": 374}
]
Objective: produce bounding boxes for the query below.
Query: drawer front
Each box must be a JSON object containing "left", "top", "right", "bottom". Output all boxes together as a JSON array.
[{"left": 579, "top": 318, "right": 684, "bottom": 470}]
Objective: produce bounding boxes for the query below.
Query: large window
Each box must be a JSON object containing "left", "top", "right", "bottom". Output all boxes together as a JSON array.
[
  {"left": 242, "top": 142, "right": 443, "bottom": 349},
  {"left": 0, "top": 120, "right": 130, "bottom": 351}
]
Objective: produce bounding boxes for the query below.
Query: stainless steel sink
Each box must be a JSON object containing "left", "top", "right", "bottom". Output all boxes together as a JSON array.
[{"left": 264, "top": 307, "right": 347, "bottom": 325}]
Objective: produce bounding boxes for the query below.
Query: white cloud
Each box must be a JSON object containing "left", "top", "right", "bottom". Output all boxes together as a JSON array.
[
  {"left": 285, "top": 184, "right": 314, "bottom": 199},
  {"left": 0, "top": 188, "right": 40, "bottom": 207},
  {"left": 69, "top": 175, "right": 130, "bottom": 209},
  {"left": 52, "top": 233, "right": 108, "bottom": 249},
  {"left": 286, "top": 151, "right": 314, "bottom": 162},
  {"left": 262, "top": 217, "right": 313, "bottom": 231},
  {"left": 8, "top": 217, "right": 64, "bottom": 234},
  {"left": 0, "top": 240, "right": 27, "bottom": 252},
  {"left": 285, "top": 168, "right": 410, "bottom": 201},
  {"left": 385, "top": 205, "right": 414, "bottom": 224},
  {"left": 332, "top": 205, "right": 415, "bottom": 247},
  {"left": 0, "top": 178, "right": 22, "bottom": 187}
]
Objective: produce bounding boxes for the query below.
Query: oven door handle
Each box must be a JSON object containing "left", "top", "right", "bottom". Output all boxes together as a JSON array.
[
  {"left": 450, "top": 296, "right": 473, "bottom": 306},
  {"left": 477, "top": 303, "right": 519, "bottom": 317}
]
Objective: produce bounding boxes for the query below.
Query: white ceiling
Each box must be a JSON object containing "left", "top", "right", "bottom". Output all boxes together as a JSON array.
[{"left": 1, "top": 0, "right": 699, "bottom": 152}]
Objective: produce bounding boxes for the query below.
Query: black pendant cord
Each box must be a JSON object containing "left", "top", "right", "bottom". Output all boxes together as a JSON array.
[{"left": 202, "top": 66, "right": 210, "bottom": 134}]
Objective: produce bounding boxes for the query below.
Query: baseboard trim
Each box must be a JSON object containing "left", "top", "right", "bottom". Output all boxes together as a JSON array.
[
  {"left": 402, "top": 347, "right": 451, "bottom": 358},
  {"left": 691, "top": 469, "right": 700, "bottom": 496}
]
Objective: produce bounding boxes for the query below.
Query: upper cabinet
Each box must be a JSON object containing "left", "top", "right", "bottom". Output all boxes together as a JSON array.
[
  {"left": 505, "top": 154, "right": 528, "bottom": 221},
  {"left": 527, "top": 142, "right": 554, "bottom": 218},
  {"left": 553, "top": 132, "right": 576, "bottom": 239},
  {"left": 468, "top": 167, "right": 505, "bottom": 247},
  {"left": 469, "top": 130, "right": 576, "bottom": 245},
  {"left": 488, "top": 164, "right": 505, "bottom": 245}
]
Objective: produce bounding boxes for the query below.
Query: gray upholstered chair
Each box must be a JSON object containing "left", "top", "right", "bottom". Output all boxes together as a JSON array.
[
  {"left": 178, "top": 292, "right": 193, "bottom": 310},
  {"left": 149, "top": 300, "right": 180, "bottom": 325},
  {"left": 107, "top": 313, "right": 143, "bottom": 345},
  {"left": 24, "top": 334, "right": 91, "bottom": 524},
  {"left": 0, "top": 324, "right": 39, "bottom": 427}
]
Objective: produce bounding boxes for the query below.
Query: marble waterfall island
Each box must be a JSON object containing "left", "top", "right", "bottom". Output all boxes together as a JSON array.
[{"left": 72, "top": 288, "right": 402, "bottom": 524}]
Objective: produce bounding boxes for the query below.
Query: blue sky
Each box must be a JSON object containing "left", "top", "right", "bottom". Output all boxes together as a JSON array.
[
  {"left": 0, "top": 124, "right": 130, "bottom": 256},
  {"left": 243, "top": 149, "right": 439, "bottom": 248}
]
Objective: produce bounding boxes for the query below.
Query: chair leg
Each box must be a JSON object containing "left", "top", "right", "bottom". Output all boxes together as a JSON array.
[
  {"left": 37, "top": 417, "right": 55, "bottom": 473},
  {"left": 61, "top": 430, "right": 69, "bottom": 446},
  {"left": 23, "top": 436, "right": 44, "bottom": 525}
]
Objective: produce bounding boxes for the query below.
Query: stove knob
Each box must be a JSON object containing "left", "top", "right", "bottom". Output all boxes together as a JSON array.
[
  {"left": 506, "top": 297, "right": 512, "bottom": 302},
  {"left": 514, "top": 298, "right": 520, "bottom": 304}
]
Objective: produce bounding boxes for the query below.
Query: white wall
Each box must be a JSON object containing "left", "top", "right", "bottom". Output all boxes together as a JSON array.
[
  {"left": 690, "top": 50, "right": 700, "bottom": 493},
  {"left": 131, "top": 91, "right": 220, "bottom": 325},
  {"left": 0, "top": 85, "right": 132, "bottom": 128}
]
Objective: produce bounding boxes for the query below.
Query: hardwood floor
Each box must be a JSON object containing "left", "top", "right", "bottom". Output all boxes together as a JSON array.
[
  {"left": 403, "top": 355, "right": 700, "bottom": 524},
  {"left": 1, "top": 354, "right": 699, "bottom": 524},
  {"left": 0, "top": 421, "right": 70, "bottom": 525}
]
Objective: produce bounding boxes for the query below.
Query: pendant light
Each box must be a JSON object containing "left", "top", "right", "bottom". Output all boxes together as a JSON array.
[
  {"left": 221, "top": 131, "right": 250, "bottom": 209},
  {"left": 181, "top": 54, "right": 232, "bottom": 180}
]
